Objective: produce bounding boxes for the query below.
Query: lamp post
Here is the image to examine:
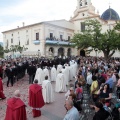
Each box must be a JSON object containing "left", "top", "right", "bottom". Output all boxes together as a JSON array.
[
  {"left": 95, "top": 49, "right": 98, "bottom": 58},
  {"left": 38, "top": 49, "right": 40, "bottom": 56},
  {"left": 38, "top": 49, "right": 40, "bottom": 63}
]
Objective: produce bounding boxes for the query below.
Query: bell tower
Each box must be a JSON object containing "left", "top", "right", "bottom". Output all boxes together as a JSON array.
[
  {"left": 70, "top": 0, "right": 97, "bottom": 22},
  {"left": 77, "top": 0, "right": 91, "bottom": 9}
]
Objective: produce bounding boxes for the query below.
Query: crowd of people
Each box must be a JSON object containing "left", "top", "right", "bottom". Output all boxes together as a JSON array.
[
  {"left": 0, "top": 56, "right": 120, "bottom": 119},
  {"left": 64, "top": 57, "right": 120, "bottom": 120}
]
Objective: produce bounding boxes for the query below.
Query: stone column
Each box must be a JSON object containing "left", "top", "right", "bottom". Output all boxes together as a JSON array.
[
  {"left": 45, "top": 47, "right": 49, "bottom": 57},
  {"left": 71, "top": 48, "right": 74, "bottom": 56},
  {"left": 40, "top": 24, "right": 45, "bottom": 56},
  {"left": 64, "top": 48, "right": 68, "bottom": 56},
  {"left": 54, "top": 47, "right": 58, "bottom": 56}
]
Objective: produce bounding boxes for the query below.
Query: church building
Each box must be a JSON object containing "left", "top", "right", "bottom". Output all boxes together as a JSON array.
[{"left": 2, "top": 0, "right": 120, "bottom": 58}]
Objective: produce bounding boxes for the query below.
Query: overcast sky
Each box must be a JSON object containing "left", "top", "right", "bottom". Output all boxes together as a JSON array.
[{"left": 0, "top": 0, "right": 120, "bottom": 42}]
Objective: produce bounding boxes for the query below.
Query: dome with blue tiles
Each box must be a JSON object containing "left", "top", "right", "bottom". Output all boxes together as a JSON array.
[{"left": 101, "top": 8, "right": 120, "bottom": 20}]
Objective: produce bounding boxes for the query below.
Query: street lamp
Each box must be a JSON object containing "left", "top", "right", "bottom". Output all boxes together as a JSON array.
[
  {"left": 38, "top": 50, "right": 40, "bottom": 58},
  {"left": 38, "top": 49, "right": 40, "bottom": 62},
  {"left": 95, "top": 49, "right": 98, "bottom": 58}
]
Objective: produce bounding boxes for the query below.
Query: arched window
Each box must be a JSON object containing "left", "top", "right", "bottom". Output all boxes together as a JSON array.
[{"left": 49, "top": 47, "right": 54, "bottom": 56}]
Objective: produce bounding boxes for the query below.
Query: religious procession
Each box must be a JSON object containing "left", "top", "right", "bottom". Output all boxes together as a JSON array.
[{"left": 0, "top": 56, "right": 120, "bottom": 120}]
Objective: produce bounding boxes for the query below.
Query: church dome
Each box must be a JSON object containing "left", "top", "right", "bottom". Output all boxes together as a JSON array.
[{"left": 101, "top": 8, "right": 120, "bottom": 20}]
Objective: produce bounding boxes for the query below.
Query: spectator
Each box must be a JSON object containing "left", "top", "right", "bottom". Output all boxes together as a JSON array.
[
  {"left": 116, "top": 75, "right": 120, "bottom": 99},
  {"left": 65, "top": 87, "right": 74, "bottom": 100},
  {"left": 64, "top": 100, "right": 80, "bottom": 120},
  {"left": 91, "top": 75, "right": 99, "bottom": 102},
  {"left": 86, "top": 70, "right": 92, "bottom": 92},
  {"left": 105, "top": 73, "right": 113, "bottom": 92},
  {"left": 97, "top": 84, "right": 112, "bottom": 107},
  {"left": 75, "top": 83, "right": 83, "bottom": 101},
  {"left": 90, "top": 102, "right": 109, "bottom": 120}
]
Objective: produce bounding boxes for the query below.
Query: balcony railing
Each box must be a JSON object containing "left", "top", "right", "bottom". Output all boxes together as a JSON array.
[
  {"left": 45, "top": 38, "right": 72, "bottom": 46},
  {"left": 46, "top": 37, "right": 70, "bottom": 42},
  {"left": 33, "top": 40, "right": 40, "bottom": 45}
]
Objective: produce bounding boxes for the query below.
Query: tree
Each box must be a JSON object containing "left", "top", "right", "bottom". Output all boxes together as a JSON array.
[
  {"left": 114, "top": 21, "right": 120, "bottom": 31},
  {"left": 71, "top": 19, "right": 120, "bottom": 60},
  {"left": 17, "top": 45, "right": 28, "bottom": 54},
  {"left": 9, "top": 45, "right": 18, "bottom": 57},
  {"left": 4, "top": 45, "right": 28, "bottom": 56},
  {"left": 0, "top": 45, "right": 4, "bottom": 58}
]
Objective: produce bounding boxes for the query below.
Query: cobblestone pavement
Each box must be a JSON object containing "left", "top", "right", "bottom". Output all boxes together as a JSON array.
[{"left": 0, "top": 75, "right": 68, "bottom": 120}]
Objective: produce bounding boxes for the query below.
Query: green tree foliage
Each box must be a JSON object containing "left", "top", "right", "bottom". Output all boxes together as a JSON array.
[
  {"left": 0, "top": 45, "right": 4, "bottom": 58},
  {"left": 4, "top": 45, "right": 28, "bottom": 58},
  {"left": 114, "top": 21, "right": 120, "bottom": 31},
  {"left": 71, "top": 19, "right": 120, "bottom": 60},
  {"left": 17, "top": 45, "right": 28, "bottom": 53}
]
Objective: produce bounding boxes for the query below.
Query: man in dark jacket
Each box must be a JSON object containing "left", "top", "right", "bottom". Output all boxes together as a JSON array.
[
  {"left": 27, "top": 63, "right": 36, "bottom": 84},
  {"left": 5, "top": 65, "right": 14, "bottom": 87}
]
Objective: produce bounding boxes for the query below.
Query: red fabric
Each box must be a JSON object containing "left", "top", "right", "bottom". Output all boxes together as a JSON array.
[
  {"left": 76, "top": 87, "right": 83, "bottom": 93},
  {"left": 0, "top": 78, "right": 5, "bottom": 99},
  {"left": 105, "top": 102, "right": 110, "bottom": 107},
  {"left": 0, "top": 78, "right": 3, "bottom": 91},
  {"left": 101, "top": 74, "right": 107, "bottom": 80},
  {"left": 0, "top": 91, "right": 6, "bottom": 98},
  {"left": 5, "top": 97, "right": 27, "bottom": 120},
  {"left": 29, "top": 84, "right": 45, "bottom": 108},
  {"left": 32, "top": 109, "right": 41, "bottom": 117}
]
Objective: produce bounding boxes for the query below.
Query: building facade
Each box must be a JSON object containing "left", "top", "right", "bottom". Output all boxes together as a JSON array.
[{"left": 2, "top": 0, "right": 120, "bottom": 58}]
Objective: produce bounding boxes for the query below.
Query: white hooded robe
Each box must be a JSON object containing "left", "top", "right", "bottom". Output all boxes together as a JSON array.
[
  {"left": 34, "top": 68, "right": 44, "bottom": 84},
  {"left": 55, "top": 72, "right": 67, "bottom": 92},
  {"left": 42, "top": 80, "right": 54, "bottom": 103},
  {"left": 51, "top": 66, "right": 57, "bottom": 81}
]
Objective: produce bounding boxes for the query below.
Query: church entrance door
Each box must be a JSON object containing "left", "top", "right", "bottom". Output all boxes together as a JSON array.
[
  {"left": 80, "top": 49, "right": 85, "bottom": 56},
  {"left": 58, "top": 47, "right": 64, "bottom": 57}
]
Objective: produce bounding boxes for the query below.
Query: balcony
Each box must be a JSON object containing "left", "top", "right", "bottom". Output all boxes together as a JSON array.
[
  {"left": 45, "top": 37, "right": 72, "bottom": 46},
  {"left": 33, "top": 40, "right": 40, "bottom": 45}
]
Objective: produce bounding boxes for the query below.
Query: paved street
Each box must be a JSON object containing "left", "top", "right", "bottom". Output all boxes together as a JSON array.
[{"left": 0, "top": 75, "right": 69, "bottom": 120}]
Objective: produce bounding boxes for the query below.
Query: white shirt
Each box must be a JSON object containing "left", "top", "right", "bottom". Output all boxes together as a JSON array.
[
  {"left": 87, "top": 73, "right": 92, "bottom": 85},
  {"left": 65, "top": 90, "right": 70, "bottom": 99},
  {"left": 63, "top": 107, "right": 80, "bottom": 120},
  {"left": 112, "top": 74, "right": 116, "bottom": 83}
]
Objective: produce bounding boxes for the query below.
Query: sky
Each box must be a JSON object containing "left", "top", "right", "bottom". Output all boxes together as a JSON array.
[{"left": 0, "top": 0, "right": 120, "bottom": 42}]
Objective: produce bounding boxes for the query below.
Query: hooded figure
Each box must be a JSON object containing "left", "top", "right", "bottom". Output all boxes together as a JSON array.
[{"left": 42, "top": 76, "right": 54, "bottom": 103}]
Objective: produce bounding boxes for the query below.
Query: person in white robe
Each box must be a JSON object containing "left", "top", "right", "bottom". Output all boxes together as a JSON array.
[
  {"left": 69, "top": 60, "right": 74, "bottom": 66},
  {"left": 74, "top": 62, "right": 78, "bottom": 74},
  {"left": 43, "top": 66, "right": 50, "bottom": 80},
  {"left": 69, "top": 65, "right": 74, "bottom": 81},
  {"left": 64, "top": 64, "right": 70, "bottom": 82},
  {"left": 55, "top": 71, "right": 67, "bottom": 93},
  {"left": 51, "top": 65, "right": 57, "bottom": 82},
  {"left": 62, "top": 66, "right": 69, "bottom": 86},
  {"left": 42, "top": 76, "right": 54, "bottom": 103},
  {"left": 34, "top": 67, "right": 44, "bottom": 84},
  {"left": 57, "top": 64, "right": 63, "bottom": 75},
  {"left": 73, "top": 62, "right": 78, "bottom": 77}
]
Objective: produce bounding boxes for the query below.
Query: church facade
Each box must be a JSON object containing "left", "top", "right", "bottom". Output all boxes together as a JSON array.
[{"left": 2, "top": 0, "right": 120, "bottom": 58}]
